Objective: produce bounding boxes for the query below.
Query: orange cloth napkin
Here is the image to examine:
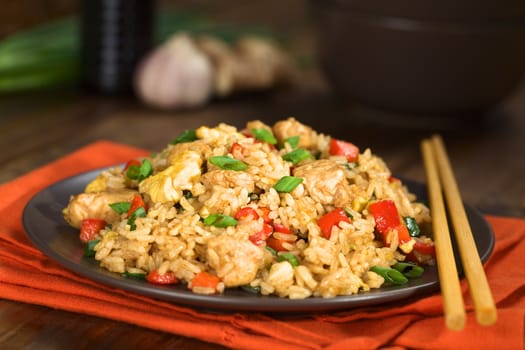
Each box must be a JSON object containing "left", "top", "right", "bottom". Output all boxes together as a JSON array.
[{"left": 0, "top": 141, "right": 523, "bottom": 350}]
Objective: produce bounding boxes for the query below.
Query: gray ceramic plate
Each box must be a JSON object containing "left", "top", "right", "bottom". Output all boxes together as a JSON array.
[{"left": 22, "top": 167, "right": 495, "bottom": 313}]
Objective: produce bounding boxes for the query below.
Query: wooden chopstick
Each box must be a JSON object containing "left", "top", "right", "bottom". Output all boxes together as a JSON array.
[
  {"left": 430, "top": 135, "right": 497, "bottom": 326},
  {"left": 421, "top": 135, "right": 497, "bottom": 329},
  {"left": 421, "top": 139, "right": 466, "bottom": 330}
]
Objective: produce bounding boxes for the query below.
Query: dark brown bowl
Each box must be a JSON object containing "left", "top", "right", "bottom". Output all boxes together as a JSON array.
[{"left": 310, "top": 0, "right": 525, "bottom": 115}]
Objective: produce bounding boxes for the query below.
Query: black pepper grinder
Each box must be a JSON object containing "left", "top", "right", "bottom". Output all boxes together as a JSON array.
[{"left": 80, "top": 0, "right": 155, "bottom": 94}]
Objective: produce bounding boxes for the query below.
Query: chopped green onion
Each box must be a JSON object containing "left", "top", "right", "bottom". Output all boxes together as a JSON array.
[
  {"left": 265, "top": 245, "right": 277, "bottom": 256},
  {"left": 203, "top": 213, "right": 238, "bottom": 227},
  {"left": 251, "top": 128, "right": 277, "bottom": 145},
  {"left": 209, "top": 156, "right": 248, "bottom": 171},
  {"left": 403, "top": 217, "right": 421, "bottom": 237},
  {"left": 273, "top": 176, "right": 303, "bottom": 193},
  {"left": 122, "top": 272, "right": 147, "bottom": 280},
  {"left": 183, "top": 190, "right": 193, "bottom": 199},
  {"left": 84, "top": 239, "right": 100, "bottom": 257},
  {"left": 283, "top": 135, "right": 300, "bottom": 149},
  {"left": 344, "top": 209, "right": 354, "bottom": 220},
  {"left": 277, "top": 252, "right": 299, "bottom": 267},
  {"left": 171, "top": 129, "right": 197, "bottom": 144},
  {"left": 109, "top": 201, "right": 131, "bottom": 215},
  {"left": 240, "top": 284, "right": 261, "bottom": 294},
  {"left": 282, "top": 148, "right": 313, "bottom": 165},
  {"left": 345, "top": 162, "right": 358, "bottom": 170},
  {"left": 370, "top": 266, "right": 408, "bottom": 285},
  {"left": 127, "top": 206, "right": 146, "bottom": 230},
  {"left": 392, "top": 262, "right": 424, "bottom": 278},
  {"left": 126, "top": 159, "right": 153, "bottom": 182}
]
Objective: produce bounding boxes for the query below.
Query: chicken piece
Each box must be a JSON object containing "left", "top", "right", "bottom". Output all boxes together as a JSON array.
[
  {"left": 63, "top": 189, "right": 137, "bottom": 229},
  {"left": 266, "top": 261, "right": 295, "bottom": 296},
  {"left": 167, "top": 140, "right": 212, "bottom": 164},
  {"left": 200, "top": 169, "right": 256, "bottom": 193},
  {"left": 273, "top": 117, "right": 318, "bottom": 150},
  {"left": 195, "top": 123, "right": 242, "bottom": 147},
  {"left": 206, "top": 235, "right": 264, "bottom": 287},
  {"left": 139, "top": 150, "right": 202, "bottom": 204},
  {"left": 293, "top": 159, "right": 351, "bottom": 206}
]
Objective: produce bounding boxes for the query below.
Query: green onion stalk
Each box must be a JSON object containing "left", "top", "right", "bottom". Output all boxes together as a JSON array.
[{"left": 0, "top": 11, "right": 277, "bottom": 94}]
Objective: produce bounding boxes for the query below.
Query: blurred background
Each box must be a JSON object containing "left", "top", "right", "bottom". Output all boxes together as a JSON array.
[
  {"left": 2, "top": 0, "right": 525, "bottom": 118},
  {"left": 0, "top": 0, "right": 315, "bottom": 95}
]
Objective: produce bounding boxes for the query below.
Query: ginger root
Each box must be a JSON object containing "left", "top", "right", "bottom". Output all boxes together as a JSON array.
[{"left": 195, "top": 35, "right": 297, "bottom": 97}]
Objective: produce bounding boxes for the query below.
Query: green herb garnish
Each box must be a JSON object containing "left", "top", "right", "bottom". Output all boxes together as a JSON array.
[
  {"left": 345, "top": 162, "right": 358, "bottom": 170},
  {"left": 282, "top": 148, "right": 313, "bottom": 165},
  {"left": 392, "top": 262, "right": 424, "bottom": 278},
  {"left": 265, "top": 245, "right": 277, "bottom": 256},
  {"left": 344, "top": 209, "right": 354, "bottom": 220},
  {"left": 122, "top": 271, "right": 147, "bottom": 280},
  {"left": 370, "top": 266, "right": 408, "bottom": 285},
  {"left": 126, "top": 159, "right": 153, "bottom": 182},
  {"left": 109, "top": 201, "right": 131, "bottom": 215},
  {"left": 273, "top": 176, "right": 303, "bottom": 193},
  {"left": 283, "top": 135, "right": 300, "bottom": 149},
  {"left": 127, "top": 206, "right": 146, "bottom": 230},
  {"left": 171, "top": 129, "right": 197, "bottom": 144},
  {"left": 240, "top": 284, "right": 261, "bottom": 294},
  {"left": 203, "top": 214, "right": 238, "bottom": 228},
  {"left": 209, "top": 156, "right": 248, "bottom": 171},
  {"left": 277, "top": 252, "right": 299, "bottom": 267},
  {"left": 84, "top": 239, "right": 100, "bottom": 257},
  {"left": 403, "top": 217, "right": 421, "bottom": 237},
  {"left": 251, "top": 128, "right": 277, "bottom": 145}
]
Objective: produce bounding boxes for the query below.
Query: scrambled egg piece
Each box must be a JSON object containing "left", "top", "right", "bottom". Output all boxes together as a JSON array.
[
  {"left": 139, "top": 150, "right": 202, "bottom": 203},
  {"left": 84, "top": 174, "right": 107, "bottom": 193}
]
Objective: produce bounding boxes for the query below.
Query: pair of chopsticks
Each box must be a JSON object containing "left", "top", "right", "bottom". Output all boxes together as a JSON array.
[{"left": 421, "top": 135, "right": 497, "bottom": 331}]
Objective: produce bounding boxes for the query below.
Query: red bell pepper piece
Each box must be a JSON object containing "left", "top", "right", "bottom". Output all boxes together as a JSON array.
[
  {"left": 249, "top": 222, "right": 273, "bottom": 246},
  {"left": 368, "top": 200, "right": 411, "bottom": 244},
  {"left": 146, "top": 270, "right": 178, "bottom": 285},
  {"left": 234, "top": 206, "right": 259, "bottom": 221},
  {"left": 257, "top": 206, "right": 272, "bottom": 223},
  {"left": 413, "top": 238, "right": 436, "bottom": 256},
  {"left": 329, "top": 139, "right": 359, "bottom": 162},
  {"left": 388, "top": 175, "right": 400, "bottom": 183},
  {"left": 79, "top": 218, "right": 106, "bottom": 243},
  {"left": 230, "top": 142, "right": 245, "bottom": 159},
  {"left": 127, "top": 194, "right": 147, "bottom": 217},
  {"left": 273, "top": 222, "right": 291, "bottom": 234},
  {"left": 368, "top": 200, "right": 400, "bottom": 234},
  {"left": 266, "top": 235, "right": 289, "bottom": 251},
  {"left": 267, "top": 223, "right": 294, "bottom": 251},
  {"left": 191, "top": 271, "right": 221, "bottom": 290},
  {"left": 317, "top": 208, "right": 350, "bottom": 239}
]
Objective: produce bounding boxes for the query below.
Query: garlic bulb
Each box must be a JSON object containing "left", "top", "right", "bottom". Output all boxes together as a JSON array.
[{"left": 134, "top": 34, "right": 213, "bottom": 109}]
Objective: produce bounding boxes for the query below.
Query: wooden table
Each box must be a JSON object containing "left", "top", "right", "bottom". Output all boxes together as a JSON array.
[{"left": 1, "top": 1, "right": 524, "bottom": 348}]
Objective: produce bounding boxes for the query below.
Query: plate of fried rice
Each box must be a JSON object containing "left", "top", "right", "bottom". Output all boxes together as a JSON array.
[{"left": 23, "top": 118, "right": 494, "bottom": 312}]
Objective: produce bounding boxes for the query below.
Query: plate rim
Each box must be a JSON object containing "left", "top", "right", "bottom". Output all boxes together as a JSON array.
[{"left": 22, "top": 166, "right": 495, "bottom": 313}]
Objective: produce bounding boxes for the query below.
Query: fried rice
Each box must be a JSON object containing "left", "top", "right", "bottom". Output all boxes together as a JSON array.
[{"left": 63, "top": 117, "right": 433, "bottom": 299}]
